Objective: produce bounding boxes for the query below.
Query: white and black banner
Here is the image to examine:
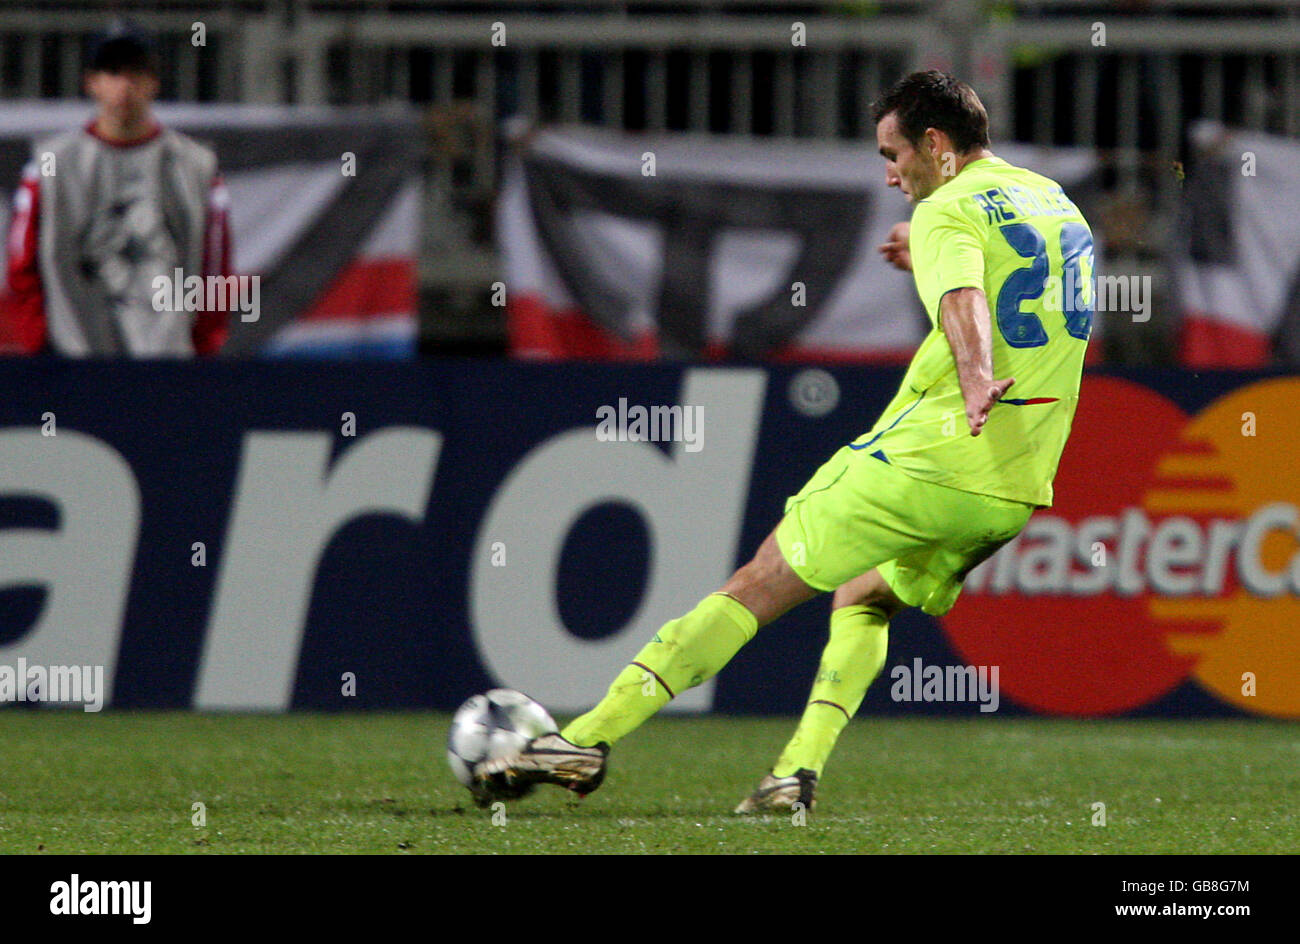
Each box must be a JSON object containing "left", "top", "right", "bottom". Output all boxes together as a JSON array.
[
  {"left": 1175, "top": 121, "right": 1300, "bottom": 367},
  {"left": 500, "top": 125, "right": 1101, "bottom": 361}
]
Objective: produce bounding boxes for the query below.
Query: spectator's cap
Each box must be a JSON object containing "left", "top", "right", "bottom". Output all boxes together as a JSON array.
[{"left": 87, "top": 18, "right": 159, "bottom": 76}]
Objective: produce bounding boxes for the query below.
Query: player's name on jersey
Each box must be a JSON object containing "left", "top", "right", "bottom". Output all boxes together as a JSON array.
[{"left": 971, "top": 184, "right": 1079, "bottom": 223}]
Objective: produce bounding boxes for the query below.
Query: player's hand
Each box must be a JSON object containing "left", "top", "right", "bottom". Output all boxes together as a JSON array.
[
  {"left": 878, "top": 221, "right": 912, "bottom": 272},
  {"left": 965, "top": 377, "right": 1014, "bottom": 436}
]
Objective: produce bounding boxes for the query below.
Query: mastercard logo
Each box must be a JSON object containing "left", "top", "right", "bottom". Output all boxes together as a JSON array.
[{"left": 943, "top": 376, "right": 1300, "bottom": 718}]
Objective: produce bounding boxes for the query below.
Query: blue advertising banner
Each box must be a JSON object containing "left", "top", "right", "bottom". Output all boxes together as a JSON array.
[{"left": 0, "top": 361, "right": 1295, "bottom": 718}]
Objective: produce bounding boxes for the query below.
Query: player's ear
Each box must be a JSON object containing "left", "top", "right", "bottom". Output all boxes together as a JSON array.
[{"left": 924, "top": 127, "right": 944, "bottom": 160}]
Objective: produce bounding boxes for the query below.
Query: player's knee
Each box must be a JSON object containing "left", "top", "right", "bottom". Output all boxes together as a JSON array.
[
  {"left": 720, "top": 533, "right": 819, "bottom": 627},
  {"left": 832, "top": 573, "right": 905, "bottom": 615}
]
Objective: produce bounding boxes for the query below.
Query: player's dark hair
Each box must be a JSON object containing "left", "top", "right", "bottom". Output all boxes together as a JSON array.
[{"left": 871, "top": 71, "right": 990, "bottom": 154}]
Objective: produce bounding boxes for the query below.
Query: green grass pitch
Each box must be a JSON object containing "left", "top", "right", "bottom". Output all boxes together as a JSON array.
[{"left": 0, "top": 712, "right": 1294, "bottom": 854}]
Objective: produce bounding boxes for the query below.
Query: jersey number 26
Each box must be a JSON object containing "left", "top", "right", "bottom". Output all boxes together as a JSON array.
[{"left": 995, "top": 221, "right": 1094, "bottom": 347}]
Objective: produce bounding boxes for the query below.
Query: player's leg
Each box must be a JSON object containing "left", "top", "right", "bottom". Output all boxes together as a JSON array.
[
  {"left": 736, "top": 569, "right": 905, "bottom": 812},
  {"left": 735, "top": 454, "right": 1036, "bottom": 811},
  {"left": 781, "top": 569, "right": 906, "bottom": 782},
  {"left": 479, "top": 447, "right": 867, "bottom": 797},
  {"left": 560, "top": 528, "right": 818, "bottom": 748},
  {"left": 476, "top": 528, "right": 819, "bottom": 795}
]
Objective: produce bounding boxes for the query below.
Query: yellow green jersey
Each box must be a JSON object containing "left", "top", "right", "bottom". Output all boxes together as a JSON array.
[{"left": 853, "top": 155, "right": 1094, "bottom": 507}]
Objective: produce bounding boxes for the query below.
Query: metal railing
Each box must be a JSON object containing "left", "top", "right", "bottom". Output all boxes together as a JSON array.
[
  {"left": 8, "top": 3, "right": 1298, "bottom": 160},
  {"left": 1, "top": 0, "right": 1298, "bottom": 358}
]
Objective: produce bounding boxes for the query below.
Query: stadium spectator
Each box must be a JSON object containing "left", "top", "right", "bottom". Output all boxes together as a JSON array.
[{"left": 1, "top": 20, "right": 231, "bottom": 356}]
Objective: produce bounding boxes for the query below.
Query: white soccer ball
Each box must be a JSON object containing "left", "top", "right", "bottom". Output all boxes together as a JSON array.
[{"left": 447, "top": 688, "right": 558, "bottom": 801}]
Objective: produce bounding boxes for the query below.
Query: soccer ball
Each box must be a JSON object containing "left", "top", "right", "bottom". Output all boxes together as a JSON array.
[{"left": 447, "top": 688, "right": 557, "bottom": 803}]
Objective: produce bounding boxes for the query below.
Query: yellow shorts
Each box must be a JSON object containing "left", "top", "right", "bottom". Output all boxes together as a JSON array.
[{"left": 774, "top": 446, "right": 1034, "bottom": 615}]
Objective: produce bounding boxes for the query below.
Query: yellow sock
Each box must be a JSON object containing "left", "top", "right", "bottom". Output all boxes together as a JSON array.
[
  {"left": 562, "top": 592, "right": 758, "bottom": 747},
  {"left": 772, "top": 604, "right": 889, "bottom": 778}
]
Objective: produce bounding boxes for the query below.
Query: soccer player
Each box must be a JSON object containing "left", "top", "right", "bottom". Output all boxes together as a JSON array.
[
  {"left": 2, "top": 20, "right": 230, "bottom": 356},
  {"left": 480, "top": 71, "right": 1094, "bottom": 810}
]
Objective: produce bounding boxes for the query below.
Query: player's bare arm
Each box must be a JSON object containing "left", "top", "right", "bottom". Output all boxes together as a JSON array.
[{"left": 939, "top": 286, "right": 1014, "bottom": 436}]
